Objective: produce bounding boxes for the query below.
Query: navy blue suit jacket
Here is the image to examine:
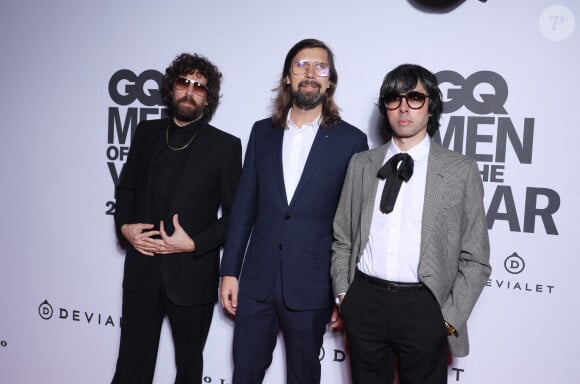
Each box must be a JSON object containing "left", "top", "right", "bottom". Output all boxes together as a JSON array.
[{"left": 220, "top": 118, "right": 368, "bottom": 310}]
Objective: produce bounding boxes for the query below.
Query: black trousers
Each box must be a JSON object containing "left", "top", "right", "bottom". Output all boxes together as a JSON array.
[
  {"left": 112, "top": 258, "right": 214, "bottom": 384},
  {"left": 341, "top": 270, "right": 448, "bottom": 384}
]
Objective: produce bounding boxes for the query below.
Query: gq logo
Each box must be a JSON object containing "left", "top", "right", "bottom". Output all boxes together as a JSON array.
[
  {"left": 108, "top": 69, "right": 164, "bottom": 106},
  {"left": 436, "top": 70, "right": 508, "bottom": 115},
  {"left": 105, "top": 68, "right": 169, "bottom": 213}
]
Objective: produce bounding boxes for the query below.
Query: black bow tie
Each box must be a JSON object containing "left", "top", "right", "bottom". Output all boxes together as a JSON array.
[{"left": 376, "top": 153, "right": 414, "bottom": 214}]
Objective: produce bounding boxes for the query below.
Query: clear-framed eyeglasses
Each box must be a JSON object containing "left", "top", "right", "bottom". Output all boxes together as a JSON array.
[{"left": 291, "top": 60, "right": 331, "bottom": 77}]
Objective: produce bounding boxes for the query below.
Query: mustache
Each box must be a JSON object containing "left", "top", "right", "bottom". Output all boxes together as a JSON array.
[
  {"left": 176, "top": 95, "right": 197, "bottom": 106},
  {"left": 298, "top": 80, "right": 322, "bottom": 89}
]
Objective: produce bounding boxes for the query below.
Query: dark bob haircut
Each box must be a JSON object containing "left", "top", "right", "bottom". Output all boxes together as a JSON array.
[{"left": 378, "top": 63, "right": 443, "bottom": 137}]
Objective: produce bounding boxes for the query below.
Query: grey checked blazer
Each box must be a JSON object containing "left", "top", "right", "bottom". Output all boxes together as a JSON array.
[{"left": 331, "top": 140, "right": 491, "bottom": 357}]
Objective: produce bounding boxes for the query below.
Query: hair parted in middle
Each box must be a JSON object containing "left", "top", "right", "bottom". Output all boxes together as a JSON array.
[{"left": 271, "top": 38, "right": 341, "bottom": 129}]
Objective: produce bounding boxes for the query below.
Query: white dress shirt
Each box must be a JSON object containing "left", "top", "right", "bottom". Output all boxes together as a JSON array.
[
  {"left": 357, "top": 135, "right": 431, "bottom": 283},
  {"left": 282, "top": 110, "right": 320, "bottom": 203}
]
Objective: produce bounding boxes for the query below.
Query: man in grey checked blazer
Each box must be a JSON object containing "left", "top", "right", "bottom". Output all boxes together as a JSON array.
[{"left": 331, "top": 64, "right": 491, "bottom": 384}]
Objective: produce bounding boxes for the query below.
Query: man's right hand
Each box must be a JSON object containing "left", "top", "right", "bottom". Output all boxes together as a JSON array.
[
  {"left": 120, "top": 223, "right": 160, "bottom": 256},
  {"left": 220, "top": 276, "right": 239, "bottom": 316}
]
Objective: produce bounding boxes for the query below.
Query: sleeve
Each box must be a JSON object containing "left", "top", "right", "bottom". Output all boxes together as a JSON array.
[
  {"left": 330, "top": 154, "right": 360, "bottom": 297},
  {"left": 113, "top": 122, "right": 146, "bottom": 246},
  {"left": 219, "top": 124, "right": 260, "bottom": 277},
  {"left": 441, "top": 159, "right": 492, "bottom": 331}
]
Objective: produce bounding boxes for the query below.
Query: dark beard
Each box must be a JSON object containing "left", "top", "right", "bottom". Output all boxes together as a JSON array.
[
  {"left": 172, "top": 96, "right": 204, "bottom": 123},
  {"left": 291, "top": 80, "right": 325, "bottom": 110}
]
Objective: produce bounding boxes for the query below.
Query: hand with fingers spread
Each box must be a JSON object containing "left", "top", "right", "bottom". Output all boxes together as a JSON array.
[
  {"left": 120, "top": 223, "right": 160, "bottom": 256},
  {"left": 219, "top": 276, "right": 239, "bottom": 316},
  {"left": 147, "top": 214, "right": 195, "bottom": 255},
  {"left": 146, "top": 213, "right": 195, "bottom": 255}
]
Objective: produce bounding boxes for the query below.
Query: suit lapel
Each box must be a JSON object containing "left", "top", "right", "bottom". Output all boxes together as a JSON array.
[
  {"left": 361, "top": 145, "right": 389, "bottom": 241},
  {"left": 288, "top": 127, "right": 329, "bottom": 207},
  {"left": 146, "top": 121, "right": 167, "bottom": 217},
  {"left": 270, "top": 127, "right": 288, "bottom": 206}
]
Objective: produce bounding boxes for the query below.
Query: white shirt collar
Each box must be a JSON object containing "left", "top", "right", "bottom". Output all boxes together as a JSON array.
[
  {"left": 387, "top": 134, "right": 431, "bottom": 164},
  {"left": 286, "top": 108, "right": 321, "bottom": 133}
]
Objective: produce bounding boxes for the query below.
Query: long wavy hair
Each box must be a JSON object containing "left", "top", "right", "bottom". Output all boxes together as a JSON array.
[
  {"left": 271, "top": 39, "right": 341, "bottom": 129},
  {"left": 377, "top": 63, "right": 443, "bottom": 137},
  {"left": 161, "top": 53, "right": 222, "bottom": 122}
]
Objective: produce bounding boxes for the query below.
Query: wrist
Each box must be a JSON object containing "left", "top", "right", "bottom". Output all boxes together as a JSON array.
[{"left": 445, "top": 321, "right": 458, "bottom": 336}]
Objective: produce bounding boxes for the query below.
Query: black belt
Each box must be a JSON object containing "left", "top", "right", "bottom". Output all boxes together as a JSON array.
[{"left": 355, "top": 269, "right": 423, "bottom": 292}]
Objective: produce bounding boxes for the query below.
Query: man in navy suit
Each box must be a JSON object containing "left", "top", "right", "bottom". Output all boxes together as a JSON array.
[
  {"left": 112, "top": 53, "right": 241, "bottom": 384},
  {"left": 219, "top": 38, "right": 368, "bottom": 384}
]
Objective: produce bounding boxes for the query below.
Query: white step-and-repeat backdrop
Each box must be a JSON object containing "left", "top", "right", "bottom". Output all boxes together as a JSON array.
[{"left": 1, "top": 0, "right": 578, "bottom": 383}]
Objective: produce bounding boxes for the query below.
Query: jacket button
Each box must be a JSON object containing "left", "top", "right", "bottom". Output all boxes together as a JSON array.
[
  {"left": 284, "top": 214, "right": 291, "bottom": 220},
  {"left": 278, "top": 244, "right": 282, "bottom": 250}
]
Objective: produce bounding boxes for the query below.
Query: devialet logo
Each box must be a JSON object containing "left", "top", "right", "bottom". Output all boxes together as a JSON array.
[
  {"left": 38, "top": 299, "right": 120, "bottom": 327},
  {"left": 486, "top": 253, "right": 555, "bottom": 294}
]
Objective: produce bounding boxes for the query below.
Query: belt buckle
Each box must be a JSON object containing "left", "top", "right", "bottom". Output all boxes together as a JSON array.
[{"left": 386, "top": 283, "right": 399, "bottom": 292}]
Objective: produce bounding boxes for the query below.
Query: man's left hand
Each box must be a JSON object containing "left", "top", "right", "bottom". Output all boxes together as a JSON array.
[{"left": 144, "top": 214, "right": 195, "bottom": 254}]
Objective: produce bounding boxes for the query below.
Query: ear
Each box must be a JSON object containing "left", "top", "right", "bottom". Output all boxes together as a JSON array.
[{"left": 285, "top": 75, "right": 291, "bottom": 85}]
